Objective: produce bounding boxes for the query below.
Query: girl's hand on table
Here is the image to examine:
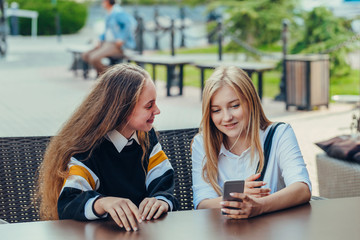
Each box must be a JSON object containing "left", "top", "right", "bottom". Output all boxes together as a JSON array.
[
  {"left": 139, "top": 197, "right": 169, "bottom": 221},
  {"left": 94, "top": 196, "right": 141, "bottom": 231}
]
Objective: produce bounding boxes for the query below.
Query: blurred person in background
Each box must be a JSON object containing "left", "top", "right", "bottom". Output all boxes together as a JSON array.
[{"left": 82, "top": 0, "right": 136, "bottom": 76}]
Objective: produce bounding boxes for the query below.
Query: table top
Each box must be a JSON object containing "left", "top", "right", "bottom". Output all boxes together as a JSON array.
[
  {"left": 1, "top": 197, "right": 360, "bottom": 240},
  {"left": 331, "top": 94, "right": 360, "bottom": 104},
  {"left": 285, "top": 54, "right": 329, "bottom": 61},
  {"left": 127, "top": 55, "right": 193, "bottom": 65},
  {"left": 67, "top": 45, "right": 93, "bottom": 53},
  {"left": 194, "top": 61, "right": 276, "bottom": 72}
]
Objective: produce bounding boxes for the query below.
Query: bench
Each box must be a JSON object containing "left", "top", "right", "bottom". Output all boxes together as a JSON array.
[
  {"left": 193, "top": 61, "right": 276, "bottom": 100},
  {"left": 67, "top": 45, "right": 125, "bottom": 79},
  {"left": 331, "top": 95, "right": 360, "bottom": 105},
  {"left": 126, "top": 55, "right": 193, "bottom": 97},
  {"left": 0, "top": 128, "right": 198, "bottom": 223}
]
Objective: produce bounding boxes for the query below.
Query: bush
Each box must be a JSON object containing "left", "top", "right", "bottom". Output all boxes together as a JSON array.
[
  {"left": 291, "top": 7, "right": 354, "bottom": 76},
  {"left": 8, "top": 0, "right": 87, "bottom": 35}
]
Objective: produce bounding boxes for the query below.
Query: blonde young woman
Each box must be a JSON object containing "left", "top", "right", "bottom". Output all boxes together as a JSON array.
[
  {"left": 191, "top": 66, "right": 311, "bottom": 219},
  {"left": 37, "top": 64, "right": 178, "bottom": 231}
]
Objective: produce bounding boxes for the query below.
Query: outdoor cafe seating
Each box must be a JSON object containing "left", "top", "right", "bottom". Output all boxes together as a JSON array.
[{"left": 1, "top": 128, "right": 360, "bottom": 240}]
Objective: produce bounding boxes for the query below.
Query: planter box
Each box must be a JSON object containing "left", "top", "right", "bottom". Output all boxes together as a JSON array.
[{"left": 286, "top": 54, "right": 329, "bottom": 110}]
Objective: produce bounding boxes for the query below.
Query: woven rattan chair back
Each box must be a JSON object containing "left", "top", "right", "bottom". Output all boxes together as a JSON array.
[
  {"left": 157, "top": 128, "right": 198, "bottom": 211},
  {"left": 0, "top": 136, "right": 50, "bottom": 223},
  {"left": 0, "top": 128, "right": 198, "bottom": 223}
]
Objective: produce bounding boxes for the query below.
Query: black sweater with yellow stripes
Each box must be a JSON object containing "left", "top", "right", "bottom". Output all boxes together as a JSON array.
[{"left": 58, "top": 129, "right": 179, "bottom": 220}]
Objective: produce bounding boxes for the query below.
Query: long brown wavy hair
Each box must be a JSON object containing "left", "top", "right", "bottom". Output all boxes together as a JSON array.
[
  {"left": 200, "top": 66, "right": 271, "bottom": 195},
  {"left": 36, "top": 63, "right": 151, "bottom": 220}
]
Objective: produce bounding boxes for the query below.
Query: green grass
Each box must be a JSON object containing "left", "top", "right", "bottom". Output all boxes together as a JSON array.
[
  {"left": 159, "top": 44, "right": 239, "bottom": 55},
  {"left": 157, "top": 46, "right": 218, "bottom": 55},
  {"left": 252, "top": 70, "right": 281, "bottom": 98},
  {"left": 330, "top": 69, "right": 360, "bottom": 96},
  {"left": 173, "top": 45, "right": 219, "bottom": 54},
  {"left": 144, "top": 46, "right": 360, "bottom": 99},
  {"left": 145, "top": 64, "right": 212, "bottom": 88},
  {"left": 145, "top": 64, "right": 281, "bottom": 98},
  {"left": 258, "top": 43, "right": 282, "bottom": 52}
]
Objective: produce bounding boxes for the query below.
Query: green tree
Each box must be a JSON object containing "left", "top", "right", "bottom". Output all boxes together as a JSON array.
[
  {"left": 215, "top": 0, "right": 298, "bottom": 46},
  {"left": 291, "top": 7, "right": 354, "bottom": 75},
  {"left": 9, "top": 0, "right": 87, "bottom": 35},
  {"left": 122, "top": 0, "right": 181, "bottom": 4}
]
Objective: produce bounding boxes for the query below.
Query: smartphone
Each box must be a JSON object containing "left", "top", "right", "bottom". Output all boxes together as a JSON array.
[
  {"left": 223, "top": 180, "right": 245, "bottom": 202},
  {"left": 222, "top": 180, "right": 245, "bottom": 215}
]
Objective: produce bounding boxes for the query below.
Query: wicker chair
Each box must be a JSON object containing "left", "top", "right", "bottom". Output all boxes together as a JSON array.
[
  {"left": 157, "top": 128, "right": 198, "bottom": 211},
  {"left": 0, "top": 128, "right": 322, "bottom": 223},
  {"left": 0, "top": 128, "right": 198, "bottom": 223},
  {"left": 0, "top": 136, "right": 50, "bottom": 223},
  {"left": 0, "top": 219, "right": 8, "bottom": 224},
  {"left": 316, "top": 153, "right": 360, "bottom": 198}
]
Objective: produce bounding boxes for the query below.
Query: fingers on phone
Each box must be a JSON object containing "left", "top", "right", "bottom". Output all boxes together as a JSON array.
[
  {"left": 250, "top": 187, "right": 270, "bottom": 195},
  {"left": 247, "top": 181, "right": 267, "bottom": 188},
  {"left": 221, "top": 199, "right": 244, "bottom": 208},
  {"left": 229, "top": 192, "right": 245, "bottom": 199},
  {"left": 245, "top": 173, "right": 261, "bottom": 182},
  {"left": 221, "top": 208, "right": 244, "bottom": 216},
  {"left": 221, "top": 205, "right": 250, "bottom": 219}
]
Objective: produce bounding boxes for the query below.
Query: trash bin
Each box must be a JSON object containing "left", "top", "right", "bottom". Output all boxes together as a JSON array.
[{"left": 285, "top": 54, "right": 329, "bottom": 110}]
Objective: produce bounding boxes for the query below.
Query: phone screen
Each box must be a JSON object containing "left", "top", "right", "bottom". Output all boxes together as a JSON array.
[{"left": 223, "top": 180, "right": 245, "bottom": 201}]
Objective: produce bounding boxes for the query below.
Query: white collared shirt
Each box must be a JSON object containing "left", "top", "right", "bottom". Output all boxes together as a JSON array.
[
  {"left": 191, "top": 123, "right": 312, "bottom": 209},
  {"left": 106, "top": 130, "right": 139, "bottom": 153}
]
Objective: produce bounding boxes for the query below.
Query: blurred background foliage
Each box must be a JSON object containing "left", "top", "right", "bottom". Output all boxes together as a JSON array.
[
  {"left": 213, "top": 0, "right": 298, "bottom": 47},
  {"left": 208, "top": 0, "right": 356, "bottom": 75},
  {"left": 9, "top": 0, "right": 360, "bottom": 76},
  {"left": 8, "top": 0, "right": 87, "bottom": 35},
  {"left": 291, "top": 6, "right": 355, "bottom": 76}
]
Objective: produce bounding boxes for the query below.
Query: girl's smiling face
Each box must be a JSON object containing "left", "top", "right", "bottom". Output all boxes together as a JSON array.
[
  {"left": 120, "top": 78, "right": 160, "bottom": 138},
  {"left": 210, "top": 84, "right": 248, "bottom": 145}
]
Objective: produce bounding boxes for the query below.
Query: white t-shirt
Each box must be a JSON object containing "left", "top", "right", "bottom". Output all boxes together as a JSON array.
[{"left": 191, "top": 123, "right": 312, "bottom": 209}]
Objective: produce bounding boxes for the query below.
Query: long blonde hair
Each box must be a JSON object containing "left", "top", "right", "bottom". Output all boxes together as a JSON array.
[
  {"left": 200, "top": 66, "right": 271, "bottom": 195},
  {"left": 37, "top": 64, "right": 151, "bottom": 220}
]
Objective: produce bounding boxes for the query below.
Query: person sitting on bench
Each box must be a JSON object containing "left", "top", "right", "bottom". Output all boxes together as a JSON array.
[{"left": 82, "top": 0, "right": 136, "bottom": 75}]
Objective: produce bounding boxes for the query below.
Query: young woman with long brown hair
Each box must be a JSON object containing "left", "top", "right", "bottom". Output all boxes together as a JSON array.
[
  {"left": 191, "top": 66, "right": 311, "bottom": 219},
  {"left": 37, "top": 63, "right": 178, "bottom": 231}
]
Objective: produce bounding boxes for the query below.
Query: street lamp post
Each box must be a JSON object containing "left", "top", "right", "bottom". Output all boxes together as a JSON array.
[{"left": 275, "top": 19, "right": 289, "bottom": 102}]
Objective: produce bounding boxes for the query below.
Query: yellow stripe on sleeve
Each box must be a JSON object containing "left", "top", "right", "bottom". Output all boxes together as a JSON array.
[
  {"left": 147, "top": 150, "right": 168, "bottom": 172},
  {"left": 66, "top": 165, "right": 96, "bottom": 190}
]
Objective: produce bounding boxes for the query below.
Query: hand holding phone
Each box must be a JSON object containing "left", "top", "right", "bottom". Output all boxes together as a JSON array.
[
  {"left": 223, "top": 180, "right": 245, "bottom": 202},
  {"left": 222, "top": 180, "right": 245, "bottom": 215}
]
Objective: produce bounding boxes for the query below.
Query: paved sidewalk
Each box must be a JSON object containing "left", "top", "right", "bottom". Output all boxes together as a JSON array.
[{"left": 0, "top": 34, "right": 358, "bottom": 197}]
